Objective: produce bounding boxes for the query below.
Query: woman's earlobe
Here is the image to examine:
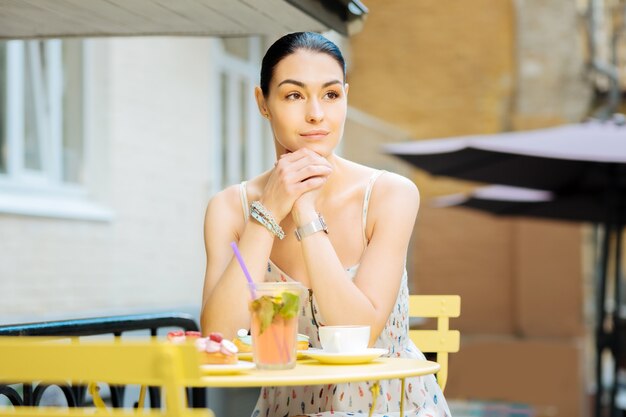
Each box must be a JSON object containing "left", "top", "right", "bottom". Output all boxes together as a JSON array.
[{"left": 254, "top": 86, "right": 269, "bottom": 118}]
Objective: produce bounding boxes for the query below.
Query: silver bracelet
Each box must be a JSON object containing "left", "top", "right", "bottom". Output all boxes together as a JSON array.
[
  {"left": 250, "top": 210, "right": 283, "bottom": 239},
  {"left": 250, "top": 201, "right": 285, "bottom": 240}
]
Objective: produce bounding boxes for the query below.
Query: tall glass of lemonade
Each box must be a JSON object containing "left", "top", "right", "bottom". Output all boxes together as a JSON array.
[{"left": 249, "top": 282, "right": 302, "bottom": 370}]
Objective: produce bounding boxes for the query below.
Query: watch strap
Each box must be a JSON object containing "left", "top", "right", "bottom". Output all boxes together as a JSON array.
[{"left": 295, "top": 214, "right": 328, "bottom": 241}]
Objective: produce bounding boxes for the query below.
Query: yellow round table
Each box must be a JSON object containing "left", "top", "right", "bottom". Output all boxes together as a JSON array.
[
  {"left": 188, "top": 358, "right": 440, "bottom": 417},
  {"left": 191, "top": 358, "right": 439, "bottom": 387}
]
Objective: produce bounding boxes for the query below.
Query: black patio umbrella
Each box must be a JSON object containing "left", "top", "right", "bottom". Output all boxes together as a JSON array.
[
  {"left": 385, "top": 121, "right": 626, "bottom": 193},
  {"left": 385, "top": 121, "right": 626, "bottom": 417},
  {"left": 432, "top": 185, "right": 607, "bottom": 223}
]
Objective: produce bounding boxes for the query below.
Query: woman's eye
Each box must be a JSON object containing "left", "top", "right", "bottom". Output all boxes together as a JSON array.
[
  {"left": 286, "top": 92, "right": 303, "bottom": 100},
  {"left": 324, "top": 91, "right": 340, "bottom": 99}
]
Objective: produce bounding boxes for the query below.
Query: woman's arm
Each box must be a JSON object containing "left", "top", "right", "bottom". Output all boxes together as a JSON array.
[
  {"left": 298, "top": 173, "right": 419, "bottom": 345},
  {"left": 200, "top": 187, "right": 275, "bottom": 338}
]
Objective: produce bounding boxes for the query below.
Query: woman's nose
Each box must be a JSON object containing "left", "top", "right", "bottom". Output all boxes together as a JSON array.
[{"left": 306, "top": 99, "right": 324, "bottom": 123}]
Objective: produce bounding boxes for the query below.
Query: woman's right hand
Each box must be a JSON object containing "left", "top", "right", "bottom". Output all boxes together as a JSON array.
[{"left": 260, "top": 148, "right": 332, "bottom": 221}]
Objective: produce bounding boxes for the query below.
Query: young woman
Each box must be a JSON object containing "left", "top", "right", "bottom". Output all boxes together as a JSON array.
[{"left": 201, "top": 32, "right": 450, "bottom": 417}]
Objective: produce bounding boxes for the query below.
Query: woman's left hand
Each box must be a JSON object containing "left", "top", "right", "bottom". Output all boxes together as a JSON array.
[{"left": 292, "top": 187, "right": 322, "bottom": 225}]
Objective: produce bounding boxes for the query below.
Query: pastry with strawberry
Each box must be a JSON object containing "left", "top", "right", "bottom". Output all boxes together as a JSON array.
[
  {"left": 166, "top": 331, "right": 238, "bottom": 364},
  {"left": 197, "top": 332, "right": 239, "bottom": 364}
]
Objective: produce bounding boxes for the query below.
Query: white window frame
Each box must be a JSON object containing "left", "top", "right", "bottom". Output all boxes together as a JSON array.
[
  {"left": 208, "top": 37, "right": 274, "bottom": 195},
  {"left": 0, "top": 39, "right": 112, "bottom": 221}
]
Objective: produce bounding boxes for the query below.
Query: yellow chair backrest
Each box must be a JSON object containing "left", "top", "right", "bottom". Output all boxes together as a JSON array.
[
  {"left": 408, "top": 295, "right": 461, "bottom": 392},
  {"left": 0, "top": 337, "right": 214, "bottom": 417}
]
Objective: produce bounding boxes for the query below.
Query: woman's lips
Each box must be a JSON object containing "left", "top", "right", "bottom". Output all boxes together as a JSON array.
[{"left": 300, "top": 130, "right": 330, "bottom": 139}]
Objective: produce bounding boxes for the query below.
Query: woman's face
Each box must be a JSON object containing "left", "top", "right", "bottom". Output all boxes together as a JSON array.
[{"left": 259, "top": 50, "right": 348, "bottom": 157}]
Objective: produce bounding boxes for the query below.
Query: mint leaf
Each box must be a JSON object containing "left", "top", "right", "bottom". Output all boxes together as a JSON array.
[
  {"left": 278, "top": 292, "right": 299, "bottom": 319},
  {"left": 250, "top": 292, "right": 300, "bottom": 334},
  {"left": 250, "top": 296, "right": 275, "bottom": 334}
]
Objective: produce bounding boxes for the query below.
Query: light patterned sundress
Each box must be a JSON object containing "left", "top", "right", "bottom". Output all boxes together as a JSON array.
[{"left": 239, "top": 171, "right": 451, "bottom": 417}]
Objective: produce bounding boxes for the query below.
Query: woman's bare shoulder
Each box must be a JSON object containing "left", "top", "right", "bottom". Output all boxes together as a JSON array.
[
  {"left": 241, "top": 171, "right": 271, "bottom": 201},
  {"left": 207, "top": 183, "right": 241, "bottom": 208},
  {"left": 370, "top": 171, "right": 420, "bottom": 219},
  {"left": 377, "top": 171, "right": 419, "bottom": 197},
  {"left": 205, "top": 172, "right": 271, "bottom": 225},
  {"left": 204, "top": 184, "right": 243, "bottom": 226}
]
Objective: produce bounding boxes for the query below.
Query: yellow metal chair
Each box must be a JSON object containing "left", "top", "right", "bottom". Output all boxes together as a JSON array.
[
  {"left": 0, "top": 337, "right": 214, "bottom": 417},
  {"left": 408, "top": 295, "right": 461, "bottom": 392}
]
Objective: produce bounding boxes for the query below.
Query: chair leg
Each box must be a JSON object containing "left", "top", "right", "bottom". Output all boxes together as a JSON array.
[
  {"left": 88, "top": 382, "right": 106, "bottom": 409},
  {"left": 400, "top": 378, "right": 406, "bottom": 416},
  {"left": 368, "top": 381, "right": 381, "bottom": 417},
  {"left": 137, "top": 385, "right": 147, "bottom": 408},
  {"left": 436, "top": 353, "right": 449, "bottom": 392}
]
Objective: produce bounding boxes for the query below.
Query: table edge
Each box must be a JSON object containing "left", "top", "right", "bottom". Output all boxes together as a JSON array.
[{"left": 187, "top": 358, "right": 440, "bottom": 388}]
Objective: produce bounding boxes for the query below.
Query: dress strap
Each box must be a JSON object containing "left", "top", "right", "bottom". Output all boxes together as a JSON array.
[
  {"left": 362, "top": 170, "right": 386, "bottom": 247},
  {"left": 239, "top": 181, "right": 249, "bottom": 221}
]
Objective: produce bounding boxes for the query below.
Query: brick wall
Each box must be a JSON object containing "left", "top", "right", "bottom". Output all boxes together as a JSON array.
[
  {"left": 0, "top": 38, "right": 213, "bottom": 323},
  {"left": 348, "top": 0, "right": 516, "bottom": 138}
]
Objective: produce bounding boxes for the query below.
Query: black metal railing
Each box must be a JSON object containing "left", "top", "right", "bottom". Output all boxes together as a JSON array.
[{"left": 0, "top": 312, "right": 206, "bottom": 410}]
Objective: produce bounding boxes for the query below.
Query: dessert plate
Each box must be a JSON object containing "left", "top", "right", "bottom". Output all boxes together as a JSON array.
[
  {"left": 238, "top": 351, "right": 309, "bottom": 361},
  {"left": 200, "top": 360, "right": 255, "bottom": 375},
  {"left": 304, "top": 348, "right": 388, "bottom": 364}
]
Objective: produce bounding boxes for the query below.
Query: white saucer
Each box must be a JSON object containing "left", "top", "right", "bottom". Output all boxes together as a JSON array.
[
  {"left": 200, "top": 360, "right": 255, "bottom": 375},
  {"left": 304, "top": 348, "right": 388, "bottom": 364}
]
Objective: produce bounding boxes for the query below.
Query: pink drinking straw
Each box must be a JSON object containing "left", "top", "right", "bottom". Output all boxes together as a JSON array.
[{"left": 230, "top": 241, "right": 257, "bottom": 299}]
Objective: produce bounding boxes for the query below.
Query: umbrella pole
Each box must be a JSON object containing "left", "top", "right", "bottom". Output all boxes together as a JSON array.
[
  {"left": 610, "top": 222, "right": 623, "bottom": 417},
  {"left": 596, "top": 219, "right": 612, "bottom": 417},
  {"left": 598, "top": 169, "right": 621, "bottom": 417}
]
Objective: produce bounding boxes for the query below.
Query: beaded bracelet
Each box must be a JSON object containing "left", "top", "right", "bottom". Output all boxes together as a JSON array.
[{"left": 250, "top": 201, "right": 285, "bottom": 240}]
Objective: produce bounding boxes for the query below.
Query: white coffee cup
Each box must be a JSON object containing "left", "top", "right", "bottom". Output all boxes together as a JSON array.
[{"left": 318, "top": 325, "right": 370, "bottom": 353}]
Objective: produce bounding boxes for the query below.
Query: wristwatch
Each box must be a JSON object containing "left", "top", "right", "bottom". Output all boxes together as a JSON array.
[{"left": 294, "top": 214, "right": 329, "bottom": 241}]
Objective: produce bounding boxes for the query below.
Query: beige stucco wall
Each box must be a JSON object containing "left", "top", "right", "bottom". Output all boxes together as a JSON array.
[
  {"left": 346, "top": 1, "right": 591, "bottom": 412},
  {"left": 347, "top": 0, "right": 519, "bottom": 333},
  {"left": 0, "top": 38, "right": 213, "bottom": 323},
  {"left": 348, "top": 0, "right": 516, "bottom": 138},
  {"left": 346, "top": 0, "right": 588, "bottom": 336}
]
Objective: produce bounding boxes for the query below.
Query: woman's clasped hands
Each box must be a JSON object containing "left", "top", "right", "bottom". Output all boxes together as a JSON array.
[{"left": 260, "top": 148, "right": 332, "bottom": 224}]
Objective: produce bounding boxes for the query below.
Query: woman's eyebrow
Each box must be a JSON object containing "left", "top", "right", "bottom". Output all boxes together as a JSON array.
[
  {"left": 277, "top": 79, "right": 343, "bottom": 88},
  {"left": 322, "top": 80, "right": 343, "bottom": 88}
]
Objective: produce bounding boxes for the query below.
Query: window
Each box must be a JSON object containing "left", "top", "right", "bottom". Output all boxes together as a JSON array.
[
  {"left": 0, "top": 39, "right": 110, "bottom": 221},
  {"left": 209, "top": 37, "right": 273, "bottom": 194}
]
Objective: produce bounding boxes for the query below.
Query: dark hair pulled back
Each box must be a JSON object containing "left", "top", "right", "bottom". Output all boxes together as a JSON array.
[{"left": 260, "top": 32, "right": 346, "bottom": 97}]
